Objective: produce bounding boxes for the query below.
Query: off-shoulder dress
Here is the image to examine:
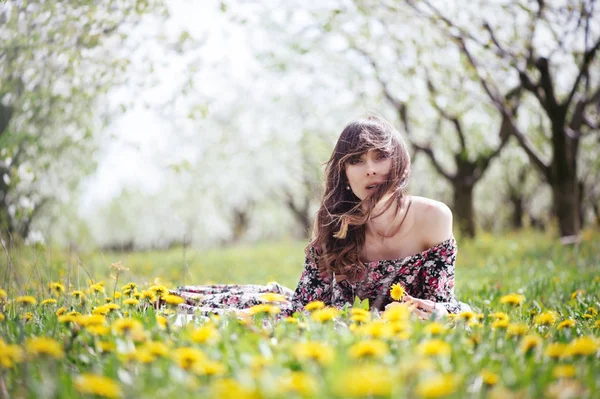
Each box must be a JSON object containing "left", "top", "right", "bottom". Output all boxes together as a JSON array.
[{"left": 171, "top": 237, "right": 470, "bottom": 317}]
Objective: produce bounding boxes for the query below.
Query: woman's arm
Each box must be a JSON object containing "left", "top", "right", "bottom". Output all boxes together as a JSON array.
[{"left": 413, "top": 202, "right": 469, "bottom": 315}]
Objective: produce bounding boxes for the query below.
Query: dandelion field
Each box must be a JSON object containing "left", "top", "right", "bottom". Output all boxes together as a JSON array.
[{"left": 1, "top": 229, "right": 599, "bottom": 398}]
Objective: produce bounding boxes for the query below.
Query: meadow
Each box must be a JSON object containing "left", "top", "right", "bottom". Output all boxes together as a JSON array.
[{"left": 0, "top": 228, "right": 599, "bottom": 398}]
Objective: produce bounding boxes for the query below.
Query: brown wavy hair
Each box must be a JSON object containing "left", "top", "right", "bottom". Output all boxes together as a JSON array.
[{"left": 309, "top": 114, "right": 411, "bottom": 282}]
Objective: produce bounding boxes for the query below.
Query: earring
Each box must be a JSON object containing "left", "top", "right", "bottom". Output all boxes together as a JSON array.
[{"left": 346, "top": 185, "right": 350, "bottom": 190}]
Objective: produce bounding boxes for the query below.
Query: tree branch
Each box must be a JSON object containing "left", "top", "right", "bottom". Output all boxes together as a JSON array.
[
  {"left": 535, "top": 57, "right": 559, "bottom": 112},
  {"left": 564, "top": 35, "right": 600, "bottom": 110},
  {"left": 482, "top": 21, "right": 517, "bottom": 60},
  {"left": 412, "top": 142, "right": 455, "bottom": 182},
  {"left": 425, "top": 73, "right": 467, "bottom": 151},
  {"left": 472, "top": 115, "right": 512, "bottom": 182},
  {"left": 504, "top": 111, "right": 551, "bottom": 181},
  {"left": 351, "top": 45, "right": 406, "bottom": 113}
]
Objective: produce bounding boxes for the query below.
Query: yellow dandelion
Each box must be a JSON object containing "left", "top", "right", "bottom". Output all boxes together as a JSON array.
[
  {"left": 534, "top": 311, "right": 559, "bottom": 326},
  {"left": 89, "top": 283, "right": 104, "bottom": 294},
  {"left": 311, "top": 307, "right": 339, "bottom": 322},
  {"left": 488, "top": 312, "right": 509, "bottom": 322},
  {"left": 520, "top": 335, "right": 542, "bottom": 354},
  {"left": 390, "top": 283, "right": 405, "bottom": 301},
  {"left": 277, "top": 371, "right": 317, "bottom": 396},
  {"left": 595, "top": 320, "right": 600, "bottom": 329},
  {"left": 0, "top": 314, "right": 4, "bottom": 322},
  {"left": 0, "top": 288, "right": 7, "bottom": 300},
  {"left": 468, "top": 320, "right": 483, "bottom": 328},
  {"left": 142, "top": 341, "right": 170, "bottom": 358},
  {"left": 491, "top": 319, "right": 509, "bottom": 329},
  {"left": 163, "top": 294, "right": 184, "bottom": 306},
  {"left": 333, "top": 365, "right": 393, "bottom": 397},
  {"left": 571, "top": 290, "right": 584, "bottom": 300},
  {"left": 553, "top": 365, "right": 576, "bottom": 379},
  {"left": 248, "top": 304, "right": 281, "bottom": 316},
  {"left": 284, "top": 316, "right": 298, "bottom": 324},
  {"left": 113, "top": 292, "right": 122, "bottom": 299},
  {"left": 348, "top": 339, "right": 389, "bottom": 359},
  {"left": 58, "top": 315, "right": 78, "bottom": 324},
  {"left": 86, "top": 325, "right": 110, "bottom": 336},
  {"left": 49, "top": 282, "right": 65, "bottom": 296},
  {"left": 417, "top": 339, "right": 451, "bottom": 357},
  {"left": 97, "top": 341, "right": 115, "bottom": 353},
  {"left": 190, "top": 325, "right": 220, "bottom": 344},
  {"left": 25, "top": 337, "right": 64, "bottom": 359},
  {"left": 156, "top": 315, "right": 167, "bottom": 329},
  {"left": 557, "top": 319, "right": 576, "bottom": 330},
  {"left": 112, "top": 318, "right": 144, "bottom": 335},
  {"left": 0, "top": 341, "right": 24, "bottom": 368},
  {"left": 71, "top": 290, "right": 85, "bottom": 299},
  {"left": 259, "top": 293, "right": 287, "bottom": 303},
  {"left": 545, "top": 342, "right": 567, "bottom": 358},
  {"left": 506, "top": 323, "right": 528, "bottom": 338},
  {"left": 20, "top": 312, "right": 33, "bottom": 322},
  {"left": 292, "top": 341, "right": 335, "bottom": 365},
  {"left": 122, "top": 282, "right": 137, "bottom": 291},
  {"left": 563, "top": 336, "right": 599, "bottom": 357},
  {"left": 457, "top": 311, "right": 475, "bottom": 321},
  {"left": 16, "top": 296, "right": 37, "bottom": 306},
  {"left": 212, "top": 378, "right": 258, "bottom": 399},
  {"left": 123, "top": 298, "right": 140, "bottom": 307},
  {"left": 41, "top": 298, "right": 57, "bottom": 306},
  {"left": 583, "top": 314, "right": 594, "bottom": 319},
  {"left": 382, "top": 303, "right": 411, "bottom": 322},
  {"left": 141, "top": 290, "right": 156, "bottom": 302},
  {"left": 415, "top": 373, "right": 459, "bottom": 398},
  {"left": 424, "top": 322, "right": 448, "bottom": 335},
  {"left": 351, "top": 313, "right": 371, "bottom": 323},
  {"left": 149, "top": 285, "right": 168, "bottom": 298},
  {"left": 173, "top": 347, "right": 205, "bottom": 370},
  {"left": 194, "top": 359, "right": 227, "bottom": 376},
  {"left": 56, "top": 307, "right": 67, "bottom": 316},
  {"left": 76, "top": 315, "right": 106, "bottom": 327},
  {"left": 480, "top": 370, "right": 499, "bottom": 386},
  {"left": 92, "top": 305, "right": 110, "bottom": 316},
  {"left": 105, "top": 303, "right": 120, "bottom": 312},
  {"left": 500, "top": 293, "right": 525, "bottom": 306},
  {"left": 355, "top": 320, "right": 393, "bottom": 339},
  {"left": 74, "top": 373, "right": 121, "bottom": 398},
  {"left": 587, "top": 307, "right": 598, "bottom": 316},
  {"left": 304, "top": 300, "right": 325, "bottom": 312}
]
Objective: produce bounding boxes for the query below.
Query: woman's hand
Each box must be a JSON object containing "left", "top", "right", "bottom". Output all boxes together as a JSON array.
[{"left": 386, "top": 295, "right": 448, "bottom": 320}]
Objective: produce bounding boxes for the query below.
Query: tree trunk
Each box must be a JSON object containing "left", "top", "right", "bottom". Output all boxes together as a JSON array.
[
  {"left": 452, "top": 182, "right": 476, "bottom": 238},
  {"left": 551, "top": 178, "right": 580, "bottom": 237},
  {"left": 509, "top": 194, "right": 524, "bottom": 229}
]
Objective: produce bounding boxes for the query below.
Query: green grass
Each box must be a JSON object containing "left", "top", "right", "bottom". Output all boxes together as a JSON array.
[{"left": 0, "top": 228, "right": 599, "bottom": 398}]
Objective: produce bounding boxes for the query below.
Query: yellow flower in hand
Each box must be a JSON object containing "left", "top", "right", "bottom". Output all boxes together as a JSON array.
[{"left": 390, "top": 283, "right": 405, "bottom": 301}]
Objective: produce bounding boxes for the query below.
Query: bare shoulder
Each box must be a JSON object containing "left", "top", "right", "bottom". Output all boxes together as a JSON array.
[{"left": 409, "top": 196, "right": 453, "bottom": 247}]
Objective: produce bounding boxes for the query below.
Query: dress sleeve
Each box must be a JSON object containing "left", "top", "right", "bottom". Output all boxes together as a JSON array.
[
  {"left": 418, "top": 238, "right": 470, "bottom": 314},
  {"left": 287, "top": 245, "right": 333, "bottom": 315}
]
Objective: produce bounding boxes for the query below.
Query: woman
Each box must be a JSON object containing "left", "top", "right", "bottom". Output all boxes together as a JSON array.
[{"left": 171, "top": 114, "right": 470, "bottom": 319}]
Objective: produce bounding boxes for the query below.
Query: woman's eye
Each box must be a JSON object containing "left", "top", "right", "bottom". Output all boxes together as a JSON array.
[
  {"left": 376, "top": 151, "right": 390, "bottom": 160},
  {"left": 348, "top": 157, "right": 361, "bottom": 165}
]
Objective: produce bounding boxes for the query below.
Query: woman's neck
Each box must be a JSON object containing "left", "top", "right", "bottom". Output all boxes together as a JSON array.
[{"left": 366, "top": 194, "right": 409, "bottom": 238}]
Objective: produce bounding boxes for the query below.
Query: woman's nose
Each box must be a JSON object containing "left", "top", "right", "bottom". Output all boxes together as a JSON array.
[{"left": 366, "top": 160, "right": 377, "bottom": 176}]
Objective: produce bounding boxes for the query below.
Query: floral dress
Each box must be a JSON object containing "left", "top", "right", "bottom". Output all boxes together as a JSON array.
[{"left": 171, "top": 237, "right": 470, "bottom": 317}]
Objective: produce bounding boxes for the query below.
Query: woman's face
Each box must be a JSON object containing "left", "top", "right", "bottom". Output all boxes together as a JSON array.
[{"left": 344, "top": 149, "right": 392, "bottom": 201}]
